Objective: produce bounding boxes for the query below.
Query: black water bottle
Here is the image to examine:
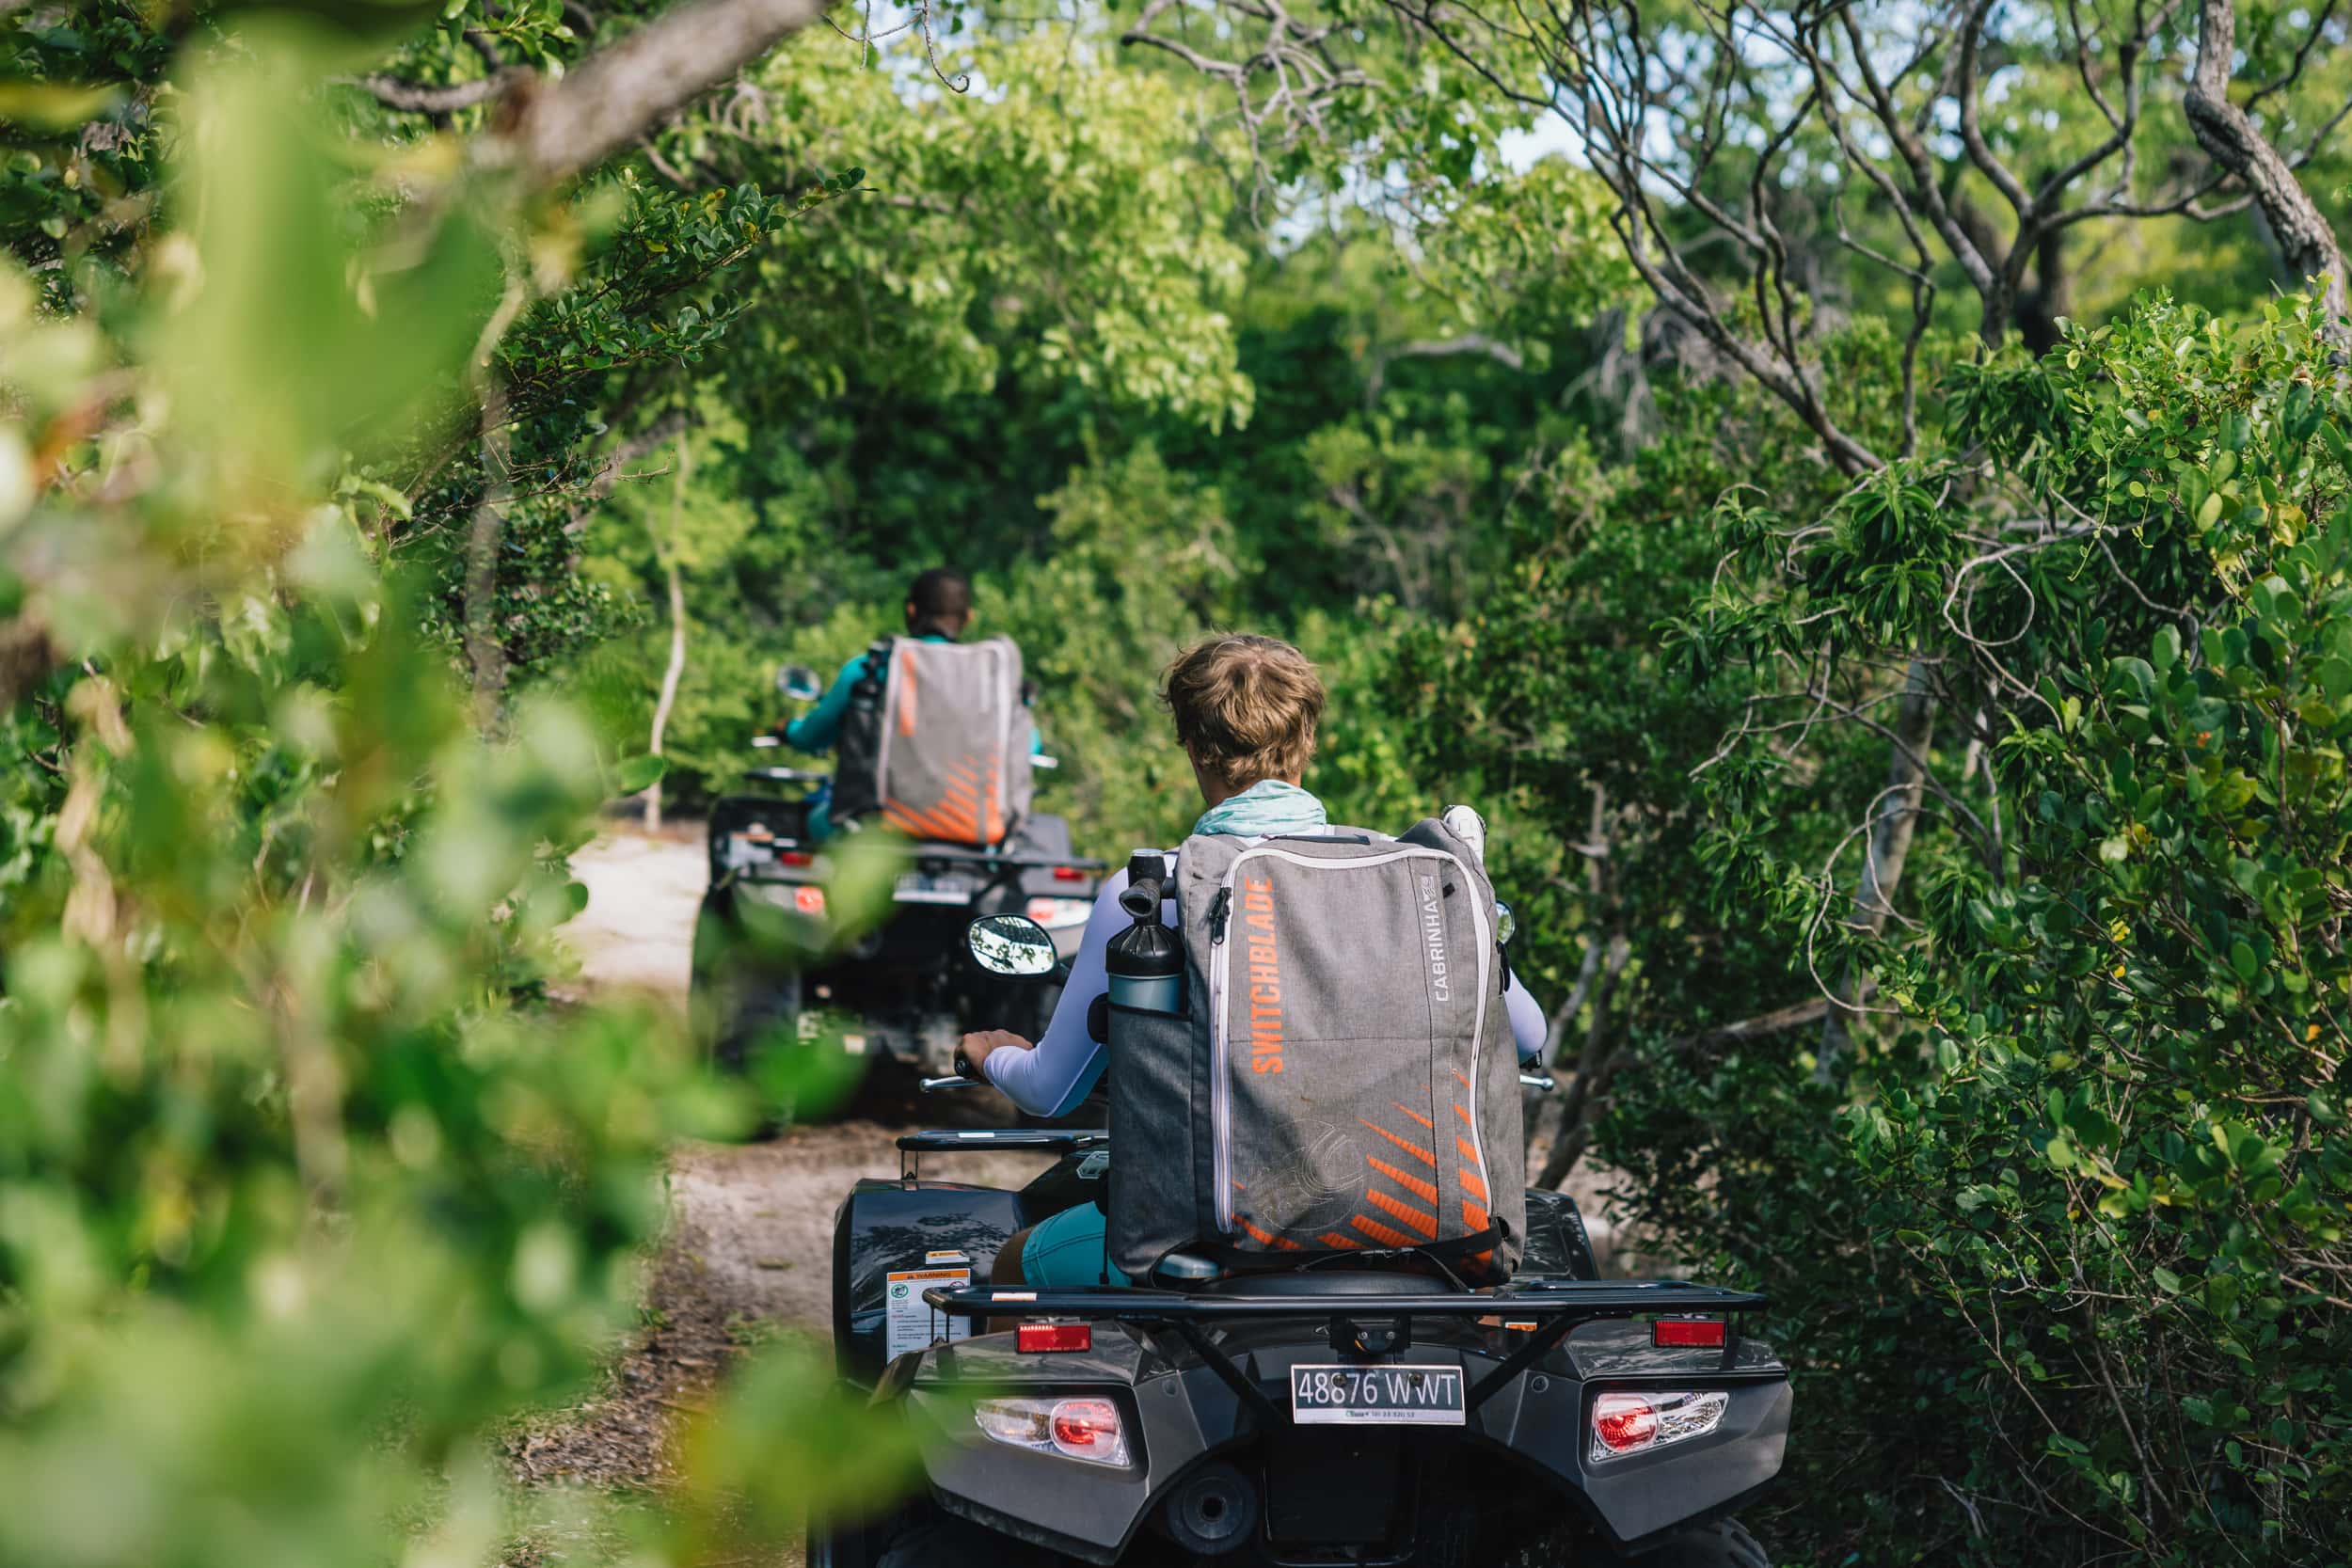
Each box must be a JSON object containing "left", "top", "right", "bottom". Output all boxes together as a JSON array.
[{"left": 1104, "top": 851, "right": 1184, "bottom": 1017}]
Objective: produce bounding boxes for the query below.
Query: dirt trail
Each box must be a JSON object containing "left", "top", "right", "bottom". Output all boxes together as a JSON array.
[
  {"left": 553, "top": 819, "right": 709, "bottom": 1006},
  {"left": 556, "top": 819, "right": 1055, "bottom": 1331},
  {"left": 518, "top": 820, "right": 1050, "bottom": 1556}
]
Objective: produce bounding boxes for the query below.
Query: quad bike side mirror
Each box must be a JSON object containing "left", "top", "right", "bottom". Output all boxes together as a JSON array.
[
  {"left": 967, "top": 914, "right": 1060, "bottom": 978},
  {"left": 777, "top": 663, "right": 823, "bottom": 702}
]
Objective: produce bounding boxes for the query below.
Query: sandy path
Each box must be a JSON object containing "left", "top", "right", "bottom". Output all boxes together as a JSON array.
[
  {"left": 558, "top": 820, "right": 1055, "bottom": 1329},
  {"left": 555, "top": 820, "right": 710, "bottom": 1007},
  {"left": 522, "top": 823, "right": 1057, "bottom": 1561}
]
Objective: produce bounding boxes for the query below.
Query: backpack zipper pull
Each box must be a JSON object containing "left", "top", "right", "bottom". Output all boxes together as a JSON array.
[{"left": 1208, "top": 886, "right": 1232, "bottom": 942}]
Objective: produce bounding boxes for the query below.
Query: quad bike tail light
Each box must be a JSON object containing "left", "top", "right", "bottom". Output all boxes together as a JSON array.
[
  {"left": 1052, "top": 864, "right": 1089, "bottom": 882},
  {"left": 1016, "top": 1320, "right": 1093, "bottom": 1353},
  {"left": 1590, "top": 1390, "right": 1730, "bottom": 1463},
  {"left": 1025, "top": 896, "right": 1094, "bottom": 929},
  {"left": 1652, "top": 1317, "right": 1727, "bottom": 1349},
  {"left": 793, "top": 886, "right": 827, "bottom": 916},
  {"left": 974, "top": 1396, "right": 1131, "bottom": 1467}
]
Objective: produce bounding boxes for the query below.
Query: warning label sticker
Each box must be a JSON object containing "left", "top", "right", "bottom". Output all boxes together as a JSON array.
[{"left": 884, "top": 1264, "right": 973, "bottom": 1361}]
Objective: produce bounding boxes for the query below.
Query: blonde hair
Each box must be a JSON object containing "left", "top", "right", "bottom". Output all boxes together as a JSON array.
[{"left": 1160, "top": 634, "right": 1325, "bottom": 789}]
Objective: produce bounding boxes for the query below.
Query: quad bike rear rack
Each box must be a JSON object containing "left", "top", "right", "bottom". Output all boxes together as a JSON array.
[{"left": 924, "top": 1279, "right": 1770, "bottom": 1421}]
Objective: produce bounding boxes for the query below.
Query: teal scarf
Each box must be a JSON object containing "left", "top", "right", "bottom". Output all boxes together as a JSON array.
[{"left": 1191, "top": 779, "right": 1327, "bottom": 839}]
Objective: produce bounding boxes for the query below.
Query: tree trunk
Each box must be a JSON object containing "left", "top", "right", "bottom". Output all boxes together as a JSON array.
[
  {"left": 1816, "top": 657, "right": 1937, "bottom": 1083},
  {"left": 644, "top": 431, "right": 691, "bottom": 831},
  {"left": 2184, "top": 0, "right": 2352, "bottom": 340}
]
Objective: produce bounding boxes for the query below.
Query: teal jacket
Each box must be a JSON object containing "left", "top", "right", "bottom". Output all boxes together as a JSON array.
[{"left": 782, "top": 636, "right": 948, "bottom": 755}]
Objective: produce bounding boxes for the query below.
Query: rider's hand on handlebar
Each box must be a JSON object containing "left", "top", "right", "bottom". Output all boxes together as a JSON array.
[{"left": 959, "top": 1030, "right": 1033, "bottom": 1077}]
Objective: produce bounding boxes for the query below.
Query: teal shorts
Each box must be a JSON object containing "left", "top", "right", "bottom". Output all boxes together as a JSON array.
[{"left": 1020, "top": 1203, "right": 1133, "bottom": 1288}]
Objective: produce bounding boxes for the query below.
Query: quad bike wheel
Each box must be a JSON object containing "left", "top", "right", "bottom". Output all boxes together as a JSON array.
[
  {"left": 803, "top": 1518, "right": 871, "bottom": 1568},
  {"left": 1505, "top": 1523, "right": 1769, "bottom": 1568},
  {"left": 871, "top": 1501, "right": 1060, "bottom": 1568}
]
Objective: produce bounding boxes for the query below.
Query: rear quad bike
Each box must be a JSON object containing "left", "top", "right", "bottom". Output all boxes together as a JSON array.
[
  {"left": 808, "top": 914, "right": 1788, "bottom": 1567},
  {"left": 690, "top": 664, "right": 1104, "bottom": 1116}
]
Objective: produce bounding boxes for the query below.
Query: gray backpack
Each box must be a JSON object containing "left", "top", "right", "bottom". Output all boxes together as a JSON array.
[
  {"left": 830, "top": 636, "right": 1035, "bottom": 847},
  {"left": 1104, "top": 819, "right": 1526, "bottom": 1283}
]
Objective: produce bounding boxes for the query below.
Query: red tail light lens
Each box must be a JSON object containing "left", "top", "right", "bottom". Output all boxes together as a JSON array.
[
  {"left": 1652, "top": 1318, "right": 1726, "bottom": 1349},
  {"left": 974, "top": 1396, "right": 1131, "bottom": 1467},
  {"left": 1025, "top": 896, "right": 1093, "bottom": 929},
  {"left": 1590, "top": 1389, "right": 1730, "bottom": 1463},
  {"left": 1053, "top": 865, "right": 1088, "bottom": 881},
  {"left": 1016, "top": 1321, "right": 1092, "bottom": 1353},
  {"left": 1593, "top": 1393, "right": 1658, "bottom": 1453},
  {"left": 793, "top": 886, "right": 827, "bottom": 915},
  {"left": 1049, "top": 1399, "right": 1123, "bottom": 1459},
  {"left": 779, "top": 850, "right": 814, "bottom": 867}
]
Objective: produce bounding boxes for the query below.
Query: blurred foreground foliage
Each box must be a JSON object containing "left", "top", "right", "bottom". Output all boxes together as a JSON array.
[
  {"left": 0, "top": 1, "right": 1129, "bottom": 1562},
  {"left": 9, "top": 0, "right": 2352, "bottom": 1561}
]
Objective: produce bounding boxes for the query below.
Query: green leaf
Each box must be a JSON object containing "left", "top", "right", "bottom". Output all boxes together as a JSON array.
[{"left": 612, "top": 752, "right": 669, "bottom": 794}]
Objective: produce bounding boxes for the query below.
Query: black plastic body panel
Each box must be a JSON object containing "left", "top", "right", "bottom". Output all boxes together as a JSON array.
[{"left": 833, "top": 1179, "right": 1027, "bottom": 1384}]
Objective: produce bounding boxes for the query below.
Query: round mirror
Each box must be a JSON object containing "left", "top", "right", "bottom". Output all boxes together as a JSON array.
[
  {"left": 776, "top": 663, "right": 823, "bottom": 702},
  {"left": 1495, "top": 900, "right": 1517, "bottom": 946},
  {"left": 968, "top": 914, "right": 1058, "bottom": 977}
]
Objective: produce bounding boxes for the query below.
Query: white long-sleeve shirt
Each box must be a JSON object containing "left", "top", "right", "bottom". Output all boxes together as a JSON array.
[{"left": 984, "top": 839, "right": 1549, "bottom": 1118}]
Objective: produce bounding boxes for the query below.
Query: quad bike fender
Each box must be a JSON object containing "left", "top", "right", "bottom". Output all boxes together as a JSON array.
[
  {"left": 899, "top": 1354, "right": 1239, "bottom": 1567},
  {"left": 833, "top": 1180, "right": 1028, "bottom": 1385},
  {"left": 1475, "top": 1363, "right": 1790, "bottom": 1547}
]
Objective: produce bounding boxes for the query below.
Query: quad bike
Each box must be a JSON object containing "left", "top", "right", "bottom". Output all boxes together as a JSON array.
[
  {"left": 691, "top": 665, "right": 1104, "bottom": 1113},
  {"left": 810, "top": 913, "right": 1788, "bottom": 1566}
]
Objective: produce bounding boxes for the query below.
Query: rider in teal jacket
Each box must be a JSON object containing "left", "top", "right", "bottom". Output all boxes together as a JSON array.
[{"left": 779, "top": 568, "right": 1036, "bottom": 840}]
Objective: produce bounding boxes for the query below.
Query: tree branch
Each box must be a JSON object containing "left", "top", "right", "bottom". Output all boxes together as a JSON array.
[
  {"left": 503, "top": 0, "right": 838, "bottom": 188},
  {"left": 353, "top": 71, "right": 517, "bottom": 114},
  {"left": 2184, "top": 0, "right": 2351, "bottom": 338},
  {"left": 1362, "top": 333, "right": 1525, "bottom": 406},
  {"left": 563, "top": 408, "right": 695, "bottom": 534}
]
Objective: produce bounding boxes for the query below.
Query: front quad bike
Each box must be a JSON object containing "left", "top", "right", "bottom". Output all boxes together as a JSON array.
[
  {"left": 818, "top": 1126, "right": 1785, "bottom": 1568},
  {"left": 812, "top": 942, "right": 1788, "bottom": 1566},
  {"left": 691, "top": 669, "right": 1104, "bottom": 1111}
]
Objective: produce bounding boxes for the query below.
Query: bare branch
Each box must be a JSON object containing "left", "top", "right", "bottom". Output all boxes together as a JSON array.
[
  {"left": 563, "top": 408, "right": 696, "bottom": 534},
  {"left": 352, "top": 71, "right": 516, "bottom": 114},
  {"left": 1362, "top": 333, "right": 1525, "bottom": 406}
]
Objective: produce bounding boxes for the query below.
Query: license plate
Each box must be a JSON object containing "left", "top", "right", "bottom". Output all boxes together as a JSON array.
[
  {"left": 1290, "top": 1364, "right": 1466, "bottom": 1427},
  {"left": 893, "top": 872, "right": 975, "bottom": 904}
]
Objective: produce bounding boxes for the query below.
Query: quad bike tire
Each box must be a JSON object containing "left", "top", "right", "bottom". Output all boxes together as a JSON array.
[
  {"left": 1554, "top": 1519, "right": 1770, "bottom": 1568},
  {"left": 870, "top": 1501, "right": 1061, "bottom": 1568},
  {"left": 870, "top": 1499, "right": 1764, "bottom": 1568},
  {"left": 692, "top": 889, "right": 873, "bottom": 1125},
  {"left": 803, "top": 1517, "right": 873, "bottom": 1568}
]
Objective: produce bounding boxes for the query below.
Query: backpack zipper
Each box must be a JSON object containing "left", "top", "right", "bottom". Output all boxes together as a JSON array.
[
  {"left": 1460, "top": 879, "right": 1495, "bottom": 1236},
  {"left": 1209, "top": 844, "right": 1475, "bottom": 1237}
]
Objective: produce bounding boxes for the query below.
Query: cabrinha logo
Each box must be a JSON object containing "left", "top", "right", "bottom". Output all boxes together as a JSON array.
[{"left": 1419, "top": 873, "right": 1450, "bottom": 1002}]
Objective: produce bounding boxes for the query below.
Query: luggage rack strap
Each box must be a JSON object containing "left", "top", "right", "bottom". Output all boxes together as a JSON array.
[
  {"left": 897, "top": 1129, "right": 1110, "bottom": 1154},
  {"left": 922, "top": 1281, "right": 1768, "bottom": 1321}
]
